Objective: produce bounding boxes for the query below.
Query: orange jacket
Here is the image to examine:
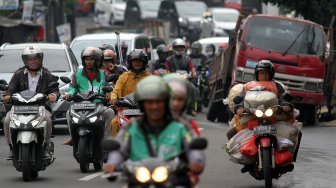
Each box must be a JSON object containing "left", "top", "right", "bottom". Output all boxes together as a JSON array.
[{"left": 110, "top": 70, "right": 151, "bottom": 99}]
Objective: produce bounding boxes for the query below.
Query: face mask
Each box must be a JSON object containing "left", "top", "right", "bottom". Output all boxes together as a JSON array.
[{"left": 206, "top": 51, "right": 213, "bottom": 56}]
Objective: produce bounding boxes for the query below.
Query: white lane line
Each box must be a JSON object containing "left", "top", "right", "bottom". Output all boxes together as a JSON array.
[{"left": 78, "top": 172, "right": 104, "bottom": 181}]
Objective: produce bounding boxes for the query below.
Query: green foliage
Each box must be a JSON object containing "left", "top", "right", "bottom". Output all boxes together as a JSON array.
[{"left": 263, "top": 0, "right": 336, "bottom": 26}]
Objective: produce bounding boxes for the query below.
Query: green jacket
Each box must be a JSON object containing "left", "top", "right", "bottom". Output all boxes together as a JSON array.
[
  {"left": 68, "top": 68, "right": 106, "bottom": 102},
  {"left": 123, "top": 120, "right": 191, "bottom": 161}
]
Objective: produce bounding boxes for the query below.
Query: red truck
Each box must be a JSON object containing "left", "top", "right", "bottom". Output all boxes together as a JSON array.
[{"left": 207, "top": 14, "right": 334, "bottom": 125}]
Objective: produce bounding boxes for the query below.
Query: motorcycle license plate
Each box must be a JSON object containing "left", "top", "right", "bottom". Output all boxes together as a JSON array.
[
  {"left": 72, "top": 103, "right": 96, "bottom": 110},
  {"left": 122, "top": 109, "right": 143, "bottom": 116},
  {"left": 253, "top": 126, "right": 276, "bottom": 135},
  {"left": 13, "top": 106, "right": 39, "bottom": 114}
]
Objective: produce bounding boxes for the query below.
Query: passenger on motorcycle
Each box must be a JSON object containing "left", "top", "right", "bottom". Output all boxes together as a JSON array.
[
  {"left": 101, "top": 49, "right": 126, "bottom": 76},
  {"left": 104, "top": 76, "right": 205, "bottom": 187},
  {"left": 148, "top": 44, "right": 169, "bottom": 74},
  {"left": 189, "top": 41, "right": 207, "bottom": 68},
  {"left": 63, "top": 47, "right": 115, "bottom": 145},
  {"left": 109, "top": 49, "right": 151, "bottom": 136},
  {"left": 3, "top": 45, "right": 59, "bottom": 160}
]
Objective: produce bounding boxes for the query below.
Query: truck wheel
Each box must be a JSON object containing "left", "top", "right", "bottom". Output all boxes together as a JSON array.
[{"left": 217, "top": 103, "right": 230, "bottom": 123}]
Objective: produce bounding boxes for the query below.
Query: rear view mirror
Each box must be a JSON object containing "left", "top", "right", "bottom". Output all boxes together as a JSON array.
[
  {"left": 0, "top": 79, "right": 8, "bottom": 85},
  {"left": 102, "top": 138, "right": 121, "bottom": 151},
  {"left": 0, "top": 84, "right": 9, "bottom": 91},
  {"left": 60, "top": 76, "right": 71, "bottom": 84},
  {"left": 48, "top": 82, "right": 59, "bottom": 88},
  {"left": 102, "top": 86, "right": 113, "bottom": 93},
  {"left": 189, "top": 137, "right": 208, "bottom": 150}
]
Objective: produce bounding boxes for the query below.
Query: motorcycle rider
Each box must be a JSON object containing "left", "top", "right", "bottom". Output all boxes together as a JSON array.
[
  {"left": 165, "top": 38, "right": 198, "bottom": 116},
  {"left": 99, "top": 43, "right": 115, "bottom": 52},
  {"left": 114, "top": 41, "right": 128, "bottom": 67},
  {"left": 109, "top": 49, "right": 151, "bottom": 136},
  {"left": 205, "top": 44, "right": 216, "bottom": 76},
  {"left": 3, "top": 45, "right": 59, "bottom": 160},
  {"left": 63, "top": 47, "right": 115, "bottom": 145},
  {"left": 189, "top": 41, "right": 207, "bottom": 68},
  {"left": 101, "top": 49, "right": 126, "bottom": 76},
  {"left": 148, "top": 44, "right": 169, "bottom": 73},
  {"left": 104, "top": 76, "right": 205, "bottom": 187}
]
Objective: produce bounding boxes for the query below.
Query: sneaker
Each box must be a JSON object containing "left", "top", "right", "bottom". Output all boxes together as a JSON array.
[{"left": 63, "top": 138, "right": 73, "bottom": 146}]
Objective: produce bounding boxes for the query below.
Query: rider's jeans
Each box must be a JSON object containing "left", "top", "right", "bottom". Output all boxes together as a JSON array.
[{"left": 3, "top": 110, "right": 52, "bottom": 145}]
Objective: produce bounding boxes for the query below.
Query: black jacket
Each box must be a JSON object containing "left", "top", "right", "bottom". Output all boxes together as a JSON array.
[{"left": 5, "top": 67, "right": 60, "bottom": 110}]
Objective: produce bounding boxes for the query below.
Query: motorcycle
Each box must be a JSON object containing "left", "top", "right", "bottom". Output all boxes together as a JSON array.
[
  {"left": 60, "top": 76, "right": 113, "bottom": 173},
  {"left": 101, "top": 137, "right": 208, "bottom": 188},
  {"left": 234, "top": 90, "right": 297, "bottom": 188},
  {"left": 114, "top": 93, "right": 142, "bottom": 130},
  {"left": 195, "top": 65, "right": 210, "bottom": 111},
  {"left": 0, "top": 80, "right": 58, "bottom": 181}
]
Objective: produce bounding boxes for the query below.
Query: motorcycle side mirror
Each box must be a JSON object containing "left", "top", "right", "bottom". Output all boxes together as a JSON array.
[
  {"left": 282, "top": 93, "right": 293, "bottom": 102},
  {"left": 60, "top": 76, "right": 71, "bottom": 84},
  {"left": 0, "top": 79, "right": 8, "bottom": 85},
  {"left": 189, "top": 137, "right": 208, "bottom": 150},
  {"left": 233, "top": 95, "right": 243, "bottom": 104},
  {"left": 106, "top": 74, "right": 120, "bottom": 83},
  {"left": 0, "top": 84, "right": 9, "bottom": 91},
  {"left": 48, "top": 82, "right": 59, "bottom": 88},
  {"left": 102, "top": 86, "right": 113, "bottom": 93},
  {"left": 102, "top": 138, "right": 120, "bottom": 151}
]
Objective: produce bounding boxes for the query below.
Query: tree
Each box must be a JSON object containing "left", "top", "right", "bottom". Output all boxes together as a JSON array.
[{"left": 262, "top": 0, "right": 336, "bottom": 26}]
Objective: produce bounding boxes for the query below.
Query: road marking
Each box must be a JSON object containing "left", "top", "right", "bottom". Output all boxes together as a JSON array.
[{"left": 78, "top": 172, "right": 104, "bottom": 181}]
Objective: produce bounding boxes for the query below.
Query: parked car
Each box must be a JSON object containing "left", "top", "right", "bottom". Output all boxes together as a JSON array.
[
  {"left": 70, "top": 32, "right": 155, "bottom": 63},
  {"left": 0, "top": 43, "right": 79, "bottom": 128},
  {"left": 124, "top": 0, "right": 163, "bottom": 26},
  {"left": 94, "top": 0, "right": 126, "bottom": 26},
  {"left": 197, "top": 37, "right": 229, "bottom": 55},
  {"left": 158, "top": 0, "right": 207, "bottom": 43},
  {"left": 201, "top": 8, "right": 239, "bottom": 37}
]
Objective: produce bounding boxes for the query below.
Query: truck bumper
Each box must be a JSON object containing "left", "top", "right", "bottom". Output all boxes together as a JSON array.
[{"left": 288, "top": 90, "right": 324, "bottom": 106}]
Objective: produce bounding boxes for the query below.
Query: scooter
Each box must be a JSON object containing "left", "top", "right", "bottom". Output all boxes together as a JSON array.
[
  {"left": 114, "top": 93, "right": 142, "bottom": 129},
  {"left": 0, "top": 80, "right": 58, "bottom": 181},
  {"left": 102, "top": 137, "right": 208, "bottom": 188},
  {"left": 60, "top": 76, "right": 112, "bottom": 173}
]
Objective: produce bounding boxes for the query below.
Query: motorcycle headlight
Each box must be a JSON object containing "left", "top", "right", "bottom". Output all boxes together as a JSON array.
[
  {"left": 72, "top": 117, "right": 79, "bottom": 123},
  {"left": 152, "top": 166, "right": 169, "bottom": 183},
  {"left": 255, "top": 109, "right": 264, "bottom": 117},
  {"left": 265, "top": 109, "right": 273, "bottom": 117},
  {"left": 89, "top": 116, "right": 97, "bottom": 123},
  {"left": 135, "top": 166, "right": 151, "bottom": 183}
]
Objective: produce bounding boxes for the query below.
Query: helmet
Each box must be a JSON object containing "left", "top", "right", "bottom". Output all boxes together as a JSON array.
[
  {"left": 156, "top": 44, "right": 169, "bottom": 61},
  {"left": 99, "top": 43, "right": 115, "bottom": 51},
  {"left": 191, "top": 41, "right": 202, "bottom": 56},
  {"left": 254, "top": 60, "right": 275, "bottom": 81},
  {"left": 135, "top": 76, "right": 171, "bottom": 112},
  {"left": 172, "top": 38, "right": 186, "bottom": 56},
  {"left": 81, "top": 47, "right": 102, "bottom": 69},
  {"left": 163, "top": 73, "right": 188, "bottom": 96},
  {"left": 22, "top": 45, "right": 44, "bottom": 71},
  {"left": 115, "top": 41, "right": 128, "bottom": 55},
  {"left": 103, "top": 49, "right": 116, "bottom": 64},
  {"left": 127, "top": 49, "right": 148, "bottom": 71},
  {"left": 205, "top": 44, "right": 216, "bottom": 57}
]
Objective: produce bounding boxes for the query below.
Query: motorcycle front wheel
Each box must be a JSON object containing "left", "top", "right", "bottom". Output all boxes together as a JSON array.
[
  {"left": 78, "top": 136, "right": 89, "bottom": 173},
  {"left": 21, "top": 144, "right": 32, "bottom": 181},
  {"left": 262, "top": 147, "right": 272, "bottom": 188}
]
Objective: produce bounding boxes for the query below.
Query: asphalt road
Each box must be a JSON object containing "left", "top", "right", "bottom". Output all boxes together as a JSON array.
[{"left": 0, "top": 111, "right": 335, "bottom": 187}]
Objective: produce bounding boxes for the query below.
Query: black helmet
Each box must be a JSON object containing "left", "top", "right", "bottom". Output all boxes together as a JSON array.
[
  {"left": 254, "top": 60, "right": 275, "bottom": 80},
  {"left": 191, "top": 41, "right": 202, "bottom": 56},
  {"left": 81, "top": 47, "right": 101, "bottom": 69},
  {"left": 99, "top": 43, "right": 115, "bottom": 52},
  {"left": 127, "top": 49, "right": 148, "bottom": 71},
  {"left": 156, "top": 44, "right": 169, "bottom": 61}
]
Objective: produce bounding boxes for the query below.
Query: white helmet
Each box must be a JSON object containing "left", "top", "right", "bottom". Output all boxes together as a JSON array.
[
  {"left": 22, "top": 45, "right": 44, "bottom": 70},
  {"left": 172, "top": 38, "right": 186, "bottom": 56}
]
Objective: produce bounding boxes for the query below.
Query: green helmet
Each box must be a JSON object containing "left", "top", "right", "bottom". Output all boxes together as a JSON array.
[{"left": 135, "top": 75, "right": 171, "bottom": 103}]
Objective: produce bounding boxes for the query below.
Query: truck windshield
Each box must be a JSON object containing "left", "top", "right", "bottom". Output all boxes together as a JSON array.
[{"left": 245, "top": 16, "right": 324, "bottom": 56}]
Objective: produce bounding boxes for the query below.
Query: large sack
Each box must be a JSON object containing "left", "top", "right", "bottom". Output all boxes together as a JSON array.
[
  {"left": 244, "top": 90, "right": 278, "bottom": 109},
  {"left": 274, "top": 121, "right": 300, "bottom": 150},
  {"left": 225, "top": 128, "right": 256, "bottom": 164},
  {"left": 277, "top": 136, "right": 294, "bottom": 151},
  {"left": 228, "top": 84, "right": 244, "bottom": 113},
  {"left": 274, "top": 150, "right": 293, "bottom": 166}
]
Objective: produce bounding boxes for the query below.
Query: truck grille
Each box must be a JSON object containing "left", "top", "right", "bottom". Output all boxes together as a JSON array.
[{"left": 274, "top": 77, "right": 304, "bottom": 91}]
